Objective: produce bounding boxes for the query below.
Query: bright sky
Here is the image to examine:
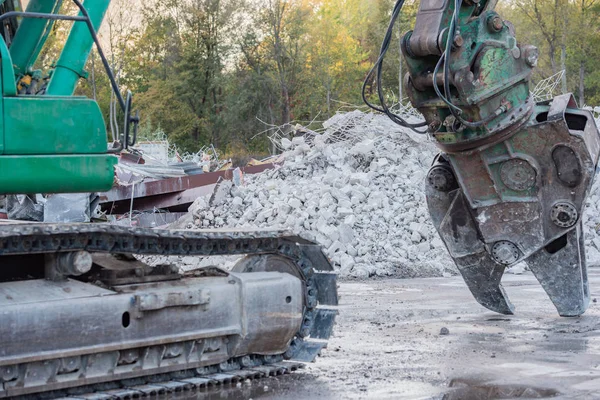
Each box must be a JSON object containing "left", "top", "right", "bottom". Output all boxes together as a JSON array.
[{"left": 19, "top": 0, "right": 141, "bottom": 51}]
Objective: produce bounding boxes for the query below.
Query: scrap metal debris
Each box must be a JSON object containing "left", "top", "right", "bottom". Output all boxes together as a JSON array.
[{"left": 92, "top": 132, "right": 279, "bottom": 227}]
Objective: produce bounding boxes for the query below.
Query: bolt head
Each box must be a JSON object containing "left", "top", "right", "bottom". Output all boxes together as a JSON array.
[
  {"left": 429, "top": 120, "right": 442, "bottom": 131},
  {"left": 487, "top": 15, "right": 504, "bottom": 32},
  {"left": 453, "top": 34, "right": 464, "bottom": 48},
  {"left": 492, "top": 17, "right": 503, "bottom": 30},
  {"left": 524, "top": 46, "right": 539, "bottom": 67}
]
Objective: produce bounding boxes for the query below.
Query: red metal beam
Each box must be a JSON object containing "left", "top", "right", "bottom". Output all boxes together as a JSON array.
[{"left": 100, "top": 163, "right": 276, "bottom": 214}]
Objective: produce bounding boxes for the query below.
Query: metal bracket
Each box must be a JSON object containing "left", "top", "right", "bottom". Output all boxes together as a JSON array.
[{"left": 134, "top": 289, "right": 211, "bottom": 317}]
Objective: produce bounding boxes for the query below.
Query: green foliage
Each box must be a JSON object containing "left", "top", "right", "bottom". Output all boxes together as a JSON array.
[
  {"left": 68, "top": 0, "right": 600, "bottom": 154},
  {"left": 499, "top": 0, "right": 600, "bottom": 105}
]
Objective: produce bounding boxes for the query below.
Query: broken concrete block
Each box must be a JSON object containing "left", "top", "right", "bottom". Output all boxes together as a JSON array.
[
  {"left": 328, "top": 240, "right": 346, "bottom": 255},
  {"left": 350, "top": 265, "right": 370, "bottom": 279},
  {"left": 410, "top": 231, "right": 421, "bottom": 243},
  {"left": 288, "top": 198, "right": 302, "bottom": 209},
  {"left": 323, "top": 168, "right": 341, "bottom": 185},
  {"left": 210, "top": 179, "right": 233, "bottom": 206},
  {"left": 337, "top": 207, "right": 353, "bottom": 217},
  {"left": 291, "top": 136, "right": 306, "bottom": 146},
  {"left": 344, "top": 214, "right": 357, "bottom": 226},
  {"left": 349, "top": 139, "right": 375, "bottom": 156},
  {"left": 232, "top": 197, "right": 244, "bottom": 208},
  {"left": 417, "top": 241, "right": 430, "bottom": 253},
  {"left": 349, "top": 172, "right": 370, "bottom": 187},
  {"left": 281, "top": 138, "right": 292, "bottom": 149},
  {"left": 338, "top": 223, "right": 355, "bottom": 244}
]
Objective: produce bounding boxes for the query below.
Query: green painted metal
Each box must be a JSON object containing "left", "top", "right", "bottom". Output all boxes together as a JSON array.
[
  {"left": 3, "top": 97, "right": 108, "bottom": 155},
  {"left": 46, "top": 0, "right": 111, "bottom": 96},
  {"left": 0, "top": 154, "right": 117, "bottom": 194},
  {"left": 402, "top": 3, "right": 536, "bottom": 150},
  {"left": 1, "top": 36, "right": 18, "bottom": 96},
  {"left": 9, "top": 0, "right": 62, "bottom": 76},
  {"left": 0, "top": 1, "right": 121, "bottom": 194},
  {"left": 0, "top": 1, "right": 118, "bottom": 194}
]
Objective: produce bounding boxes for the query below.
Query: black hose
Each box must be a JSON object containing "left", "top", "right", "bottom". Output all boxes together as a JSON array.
[
  {"left": 362, "top": 0, "right": 428, "bottom": 133},
  {"left": 441, "top": 0, "right": 505, "bottom": 128}
]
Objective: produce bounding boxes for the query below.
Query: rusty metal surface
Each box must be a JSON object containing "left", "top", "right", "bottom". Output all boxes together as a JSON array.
[
  {"left": 100, "top": 164, "right": 276, "bottom": 214},
  {"left": 106, "top": 185, "right": 216, "bottom": 214},
  {"left": 426, "top": 95, "right": 600, "bottom": 316}
]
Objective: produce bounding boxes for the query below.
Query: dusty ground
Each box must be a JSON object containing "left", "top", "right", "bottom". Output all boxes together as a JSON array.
[{"left": 182, "top": 267, "right": 600, "bottom": 399}]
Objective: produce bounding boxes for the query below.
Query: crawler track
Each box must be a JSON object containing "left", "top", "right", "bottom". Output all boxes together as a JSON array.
[
  {"left": 0, "top": 224, "right": 338, "bottom": 399},
  {"left": 18, "top": 360, "right": 305, "bottom": 400}
]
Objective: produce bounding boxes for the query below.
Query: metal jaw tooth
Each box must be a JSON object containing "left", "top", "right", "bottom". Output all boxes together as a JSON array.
[
  {"left": 455, "top": 252, "right": 515, "bottom": 315},
  {"left": 526, "top": 223, "right": 590, "bottom": 317}
]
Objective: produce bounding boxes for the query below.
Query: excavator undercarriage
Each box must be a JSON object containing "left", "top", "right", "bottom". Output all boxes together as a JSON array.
[{"left": 0, "top": 225, "right": 337, "bottom": 398}]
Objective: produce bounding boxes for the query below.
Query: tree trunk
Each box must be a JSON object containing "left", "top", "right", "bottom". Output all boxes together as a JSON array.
[
  {"left": 579, "top": 61, "right": 585, "bottom": 106},
  {"left": 560, "top": 43, "right": 567, "bottom": 94},
  {"left": 577, "top": 0, "right": 585, "bottom": 106},
  {"left": 399, "top": 25, "right": 403, "bottom": 102},
  {"left": 281, "top": 84, "right": 291, "bottom": 125},
  {"left": 549, "top": 44, "right": 557, "bottom": 74}
]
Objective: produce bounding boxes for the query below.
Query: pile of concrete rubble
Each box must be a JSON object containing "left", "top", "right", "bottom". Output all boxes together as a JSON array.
[
  {"left": 171, "top": 110, "right": 600, "bottom": 278},
  {"left": 174, "top": 111, "right": 449, "bottom": 278}
]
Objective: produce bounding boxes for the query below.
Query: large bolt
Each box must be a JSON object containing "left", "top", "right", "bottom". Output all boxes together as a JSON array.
[
  {"left": 429, "top": 120, "right": 442, "bottom": 132},
  {"left": 487, "top": 15, "right": 504, "bottom": 32},
  {"left": 453, "top": 34, "right": 464, "bottom": 48},
  {"left": 427, "top": 166, "right": 457, "bottom": 192},
  {"left": 56, "top": 251, "right": 93, "bottom": 276},
  {"left": 550, "top": 202, "right": 578, "bottom": 228},
  {"left": 491, "top": 241, "right": 520, "bottom": 265}
]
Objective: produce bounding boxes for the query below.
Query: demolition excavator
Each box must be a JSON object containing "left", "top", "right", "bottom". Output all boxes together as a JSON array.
[
  {"left": 366, "top": 0, "right": 600, "bottom": 316},
  {"left": 2, "top": 0, "right": 597, "bottom": 396},
  {"left": 0, "top": 1, "right": 337, "bottom": 398}
]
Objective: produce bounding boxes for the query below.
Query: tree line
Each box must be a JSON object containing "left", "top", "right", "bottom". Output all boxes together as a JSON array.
[{"left": 40, "top": 0, "right": 600, "bottom": 155}]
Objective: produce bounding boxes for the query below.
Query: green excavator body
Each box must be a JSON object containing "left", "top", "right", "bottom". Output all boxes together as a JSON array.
[{"left": 0, "top": 0, "right": 117, "bottom": 194}]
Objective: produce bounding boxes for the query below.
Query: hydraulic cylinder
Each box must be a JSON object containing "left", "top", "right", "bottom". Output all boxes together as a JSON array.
[
  {"left": 45, "top": 0, "right": 110, "bottom": 96},
  {"left": 9, "top": 0, "right": 62, "bottom": 76}
]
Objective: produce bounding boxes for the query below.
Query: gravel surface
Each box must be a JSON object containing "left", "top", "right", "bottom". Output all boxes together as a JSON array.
[{"left": 172, "top": 267, "right": 600, "bottom": 400}]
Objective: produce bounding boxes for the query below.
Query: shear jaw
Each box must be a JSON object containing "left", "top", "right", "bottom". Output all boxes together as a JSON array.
[
  {"left": 526, "top": 223, "right": 590, "bottom": 317},
  {"left": 455, "top": 252, "right": 515, "bottom": 315},
  {"left": 425, "top": 165, "right": 591, "bottom": 317},
  {"left": 455, "top": 224, "right": 590, "bottom": 317}
]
